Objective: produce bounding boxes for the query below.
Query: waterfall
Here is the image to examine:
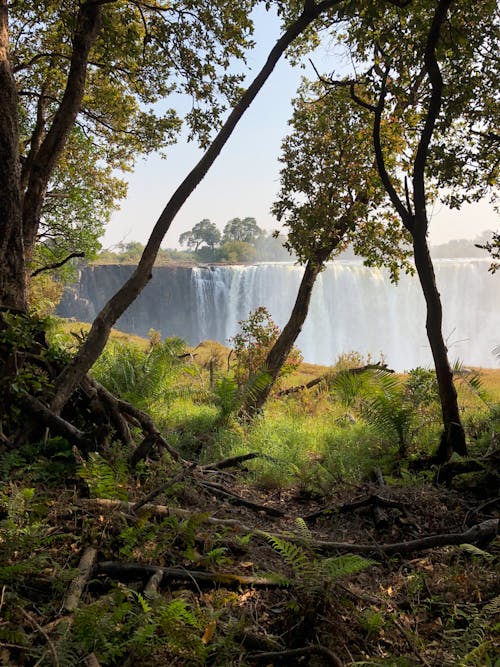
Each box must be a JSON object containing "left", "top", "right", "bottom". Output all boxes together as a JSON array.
[{"left": 57, "top": 259, "right": 499, "bottom": 371}]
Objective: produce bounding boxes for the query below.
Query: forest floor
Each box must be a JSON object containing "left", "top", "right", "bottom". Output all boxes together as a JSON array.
[
  {"left": 1, "top": 325, "right": 499, "bottom": 666},
  {"left": 2, "top": 451, "right": 498, "bottom": 667}
]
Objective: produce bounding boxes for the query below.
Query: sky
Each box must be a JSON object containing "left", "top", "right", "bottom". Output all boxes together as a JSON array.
[{"left": 101, "top": 7, "right": 499, "bottom": 252}]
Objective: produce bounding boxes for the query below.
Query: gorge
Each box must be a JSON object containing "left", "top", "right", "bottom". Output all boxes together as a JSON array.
[{"left": 57, "top": 259, "right": 499, "bottom": 371}]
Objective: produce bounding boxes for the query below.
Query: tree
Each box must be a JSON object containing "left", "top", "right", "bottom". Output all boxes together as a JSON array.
[
  {"left": 222, "top": 217, "right": 264, "bottom": 245},
  {"left": 179, "top": 219, "right": 221, "bottom": 252},
  {"left": 0, "top": 0, "right": 257, "bottom": 311},
  {"left": 216, "top": 240, "right": 257, "bottom": 263},
  {"left": 318, "top": 0, "right": 498, "bottom": 461},
  {"left": 239, "top": 83, "right": 411, "bottom": 417},
  {"left": 1, "top": 0, "right": 352, "bottom": 436}
]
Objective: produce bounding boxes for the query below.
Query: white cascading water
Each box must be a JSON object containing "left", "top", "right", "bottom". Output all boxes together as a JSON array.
[{"left": 190, "top": 259, "right": 499, "bottom": 371}]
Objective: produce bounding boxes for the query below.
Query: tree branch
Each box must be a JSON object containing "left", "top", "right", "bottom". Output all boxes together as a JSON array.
[
  {"left": 372, "top": 68, "right": 412, "bottom": 229},
  {"left": 22, "top": 2, "right": 104, "bottom": 254},
  {"left": 30, "top": 251, "right": 84, "bottom": 277}
]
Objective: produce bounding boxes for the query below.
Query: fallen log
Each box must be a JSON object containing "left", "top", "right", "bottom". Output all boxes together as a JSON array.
[
  {"left": 80, "top": 499, "right": 498, "bottom": 559},
  {"left": 278, "top": 363, "right": 393, "bottom": 397},
  {"left": 97, "top": 561, "right": 286, "bottom": 589}
]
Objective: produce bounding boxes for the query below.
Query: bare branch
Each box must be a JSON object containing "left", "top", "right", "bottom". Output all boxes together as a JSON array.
[{"left": 31, "top": 251, "right": 85, "bottom": 277}]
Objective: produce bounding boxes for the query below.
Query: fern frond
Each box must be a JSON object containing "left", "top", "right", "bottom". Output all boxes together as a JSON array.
[
  {"left": 294, "top": 517, "right": 313, "bottom": 543},
  {"left": 159, "top": 598, "right": 200, "bottom": 629},
  {"left": 321, "top": 555, "right": 374, "bottom": 582},
  {"left": 265, "top": 534, "right": 309, "bottom": 573},
  {"left": 482, "top": 594, "right": 500, "bottom": 617},
  {"left": 76, "top": 452, "right": 128, "bottom": 500}
]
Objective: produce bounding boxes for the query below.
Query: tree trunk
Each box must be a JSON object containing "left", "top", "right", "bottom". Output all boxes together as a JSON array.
[
  {"left": 0, "top": 1, "right": 26, "bottom": 311},
  {"left": 412, "top": 229, "right": 467, "bottom": 461},
  {"left": 369, "top": 0, "right": 466, "bottom": 463},
  {"left": 239, "top": 257, "right": 325, "bottom": 419},
  {"left": 21, "top": 2, "right": 103, "bottom": 261},
  {"left": 50, "top": 0, "right": 340, "bottom": 414}
]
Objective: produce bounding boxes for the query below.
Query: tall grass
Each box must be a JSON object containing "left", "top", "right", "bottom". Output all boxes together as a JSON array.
[{"left": 55, "top": 320, "right": 500, "bottom": 488}]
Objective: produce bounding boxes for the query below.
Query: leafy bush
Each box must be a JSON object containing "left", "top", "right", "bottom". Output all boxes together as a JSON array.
[{"left": 230, "top": 307, "right": 302, "bottom": 388}]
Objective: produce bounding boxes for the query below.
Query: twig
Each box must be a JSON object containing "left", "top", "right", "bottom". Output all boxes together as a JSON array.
[
  {"left": 201, "top": 481, "right": 286, "bottom": 518},
  {"left": 390, "top": 616, "right": 432, "bottom": 667},
  {"left": 463, "top": 496, "right": 500, "bottom": 529},
  {"left": 305, "top": 494, "right": 406, "bottom": 522},
  {"left": 201, "top": 452, "right": 262, "bottom": 471},
  {"left": 19, "top": 607, "right": 59, "bottom": 667},
  {"left": 132, "top": 463, "right": 196, "bottom": 512},
  {"left": 248, "top": 644, "right": 343, "bottom": 666}
]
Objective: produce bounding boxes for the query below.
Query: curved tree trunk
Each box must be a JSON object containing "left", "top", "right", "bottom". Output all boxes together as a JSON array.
[
  {"left": 50, "top": 0, "right": 341, "bottom": 414},
  {"left": 239, "top": 256, "right": 326, "bottom": 419},
  {"left": 368, "top": 0, "right": 466, "bottom": 463},
  {"left": 410, "top": 0, "right": 466, "bottom": 461},
  {"left": 412, "top": 230, "right": 467, "bottom": 461}
]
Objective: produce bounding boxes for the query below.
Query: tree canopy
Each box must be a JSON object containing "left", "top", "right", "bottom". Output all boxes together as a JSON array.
[
  {"left": 222, "top": 217, "right": 264, "bottom": 245},
  {"left": 179, "top": 219, "right": 221, "bottom": 252},
  {"left": 273, "top": 83, "right": 412, "bottom": 280},
  {"left": 1, "top": 0, "right": 258, "bottom": 308}
]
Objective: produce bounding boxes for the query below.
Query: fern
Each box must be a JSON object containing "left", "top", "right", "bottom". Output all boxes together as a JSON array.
[
  {"left": 266, "top": 533, "right": 374, "bottom": 600},
  {"left": 91, "top": 337, "right": 192, "bottom": 411},
  {"left": 447, "top": 595, "right": 500, "bottom": 666},
  {"left": 265, "top": 534, "right": 309, "bottom": 573},
  {"left": 77, "top": 452, "right": 128, "bottom": 500},
  {"left": 321, "top": 554, "right": 375, "bottom": 580},
  {"left": 294, "top": 517, "right": 313, "bottom": 542},
  {"left": 214, "top": 374, "right": 240, "bottom": 421}
]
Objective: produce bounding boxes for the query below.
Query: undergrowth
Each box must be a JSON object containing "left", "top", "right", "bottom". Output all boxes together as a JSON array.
[{"left": 1, "top": 324, "right": 499, "bottom": 665}]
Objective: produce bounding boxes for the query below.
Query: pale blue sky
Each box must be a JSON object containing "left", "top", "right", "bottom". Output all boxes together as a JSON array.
[{"left": 102, "top": 7, "right": 498, "bottom": 251}]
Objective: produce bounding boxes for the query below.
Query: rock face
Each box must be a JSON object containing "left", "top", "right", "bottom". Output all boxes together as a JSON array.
[
  {"left": 57, "top": 264, "right": 197, "bottom": 339},
  {"left": 57, "top": 260, "right": 499, "bottom": 370}
]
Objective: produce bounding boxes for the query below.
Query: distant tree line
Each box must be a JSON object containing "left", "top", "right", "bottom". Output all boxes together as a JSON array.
[
  {"left": 178, "top": 217, "right": 293, "bottom": 262},
  {"left": 95, "top": 228, "right": 496, "bottom": 267},
  {"left": 94, "top": 219, "right": 294, "bottom": 265}
]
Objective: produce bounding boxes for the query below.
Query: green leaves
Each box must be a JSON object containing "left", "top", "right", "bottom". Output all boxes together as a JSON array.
[
  {"left": 335, "top": 0, "right": 499, "bottom": 210},
  {"left": 9, "top": 0, "right": 260, "bottom": 289},
  {"left": 273, "top": 82, "right": 412, "bottom": 276}
]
